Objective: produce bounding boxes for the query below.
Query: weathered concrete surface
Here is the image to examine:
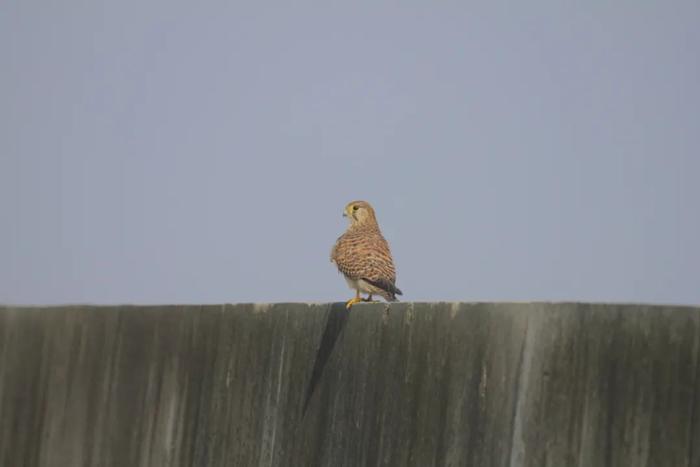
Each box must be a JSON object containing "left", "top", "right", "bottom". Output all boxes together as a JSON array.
[{"left": 0, "top": 302, "right": 698, "bottom": 467}]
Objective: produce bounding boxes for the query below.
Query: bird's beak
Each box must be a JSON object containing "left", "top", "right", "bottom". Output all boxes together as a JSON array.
[{"left": 342, "top": 211, "right": 347, "bottom": 217}]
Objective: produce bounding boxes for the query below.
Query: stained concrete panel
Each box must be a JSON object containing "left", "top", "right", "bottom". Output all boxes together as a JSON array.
[{"left": 0, "top": 303, "right": 698, "bottom": 466}]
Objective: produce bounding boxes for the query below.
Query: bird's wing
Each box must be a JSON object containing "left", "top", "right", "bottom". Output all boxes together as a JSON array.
[
  {"left": 330, "top": 242, "right": 337, "bottom": 263},
  {"left": 333, "top": 231, "right": 397, "bottom": 286}
]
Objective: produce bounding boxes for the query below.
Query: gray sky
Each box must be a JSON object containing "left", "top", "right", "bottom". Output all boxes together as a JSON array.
[{"left": 2, "top": 2, "right": 699, "bottom": 305}]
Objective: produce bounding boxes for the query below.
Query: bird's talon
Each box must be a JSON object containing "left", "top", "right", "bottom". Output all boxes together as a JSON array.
[{"left": 345, "top": 297, "right": 362, "bottom": 309}]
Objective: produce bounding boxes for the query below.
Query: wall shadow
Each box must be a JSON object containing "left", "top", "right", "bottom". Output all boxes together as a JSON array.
[{"left": 302, "top": 302, "right": 350, "bottom": 417}]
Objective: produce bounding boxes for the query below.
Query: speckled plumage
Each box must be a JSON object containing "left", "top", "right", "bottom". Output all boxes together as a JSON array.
[{"left": 331, "top": 201, "right": 402, "bottom": 305}]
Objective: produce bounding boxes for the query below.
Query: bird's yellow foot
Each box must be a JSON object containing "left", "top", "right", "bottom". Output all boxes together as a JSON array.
[{"left": 345, "top": 297, "right": 363, "bottom": 309}]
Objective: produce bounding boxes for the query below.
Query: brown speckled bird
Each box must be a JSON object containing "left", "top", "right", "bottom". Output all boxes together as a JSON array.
[{"left": 331, "top": 200, "right": 402, "bottom": 308}]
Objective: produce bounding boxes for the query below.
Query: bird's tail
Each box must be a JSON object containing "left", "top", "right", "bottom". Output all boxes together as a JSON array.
[
  {"left": 364, "top": 278, "right": 402, "bottom": 301},
  {"left": 388, "top": 286, "right": 403, "bottom": 301}
]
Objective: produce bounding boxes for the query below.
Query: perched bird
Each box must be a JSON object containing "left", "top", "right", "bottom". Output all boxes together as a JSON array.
[{"left": 331, "top": 200, "right": 402, "bottom": 308}]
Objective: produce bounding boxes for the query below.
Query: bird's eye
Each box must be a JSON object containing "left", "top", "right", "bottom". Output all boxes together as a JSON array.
[{"left": 353, "top": 205, "right": 359, "bottom": 211}]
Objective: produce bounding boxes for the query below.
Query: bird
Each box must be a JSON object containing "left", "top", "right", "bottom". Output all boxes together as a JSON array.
[{"left": 331, "top": 200, "right": 402, "bottom": 308}]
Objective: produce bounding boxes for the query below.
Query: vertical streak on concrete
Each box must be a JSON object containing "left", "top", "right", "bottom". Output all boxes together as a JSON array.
[
  {"left": 688, "top": 327, "right": 700, "bottom": 467},
  {"left": 0, "top": 307, "right": 13, "bottom": 464},
  {"left": 261, "top": 310, "right": 288, "bottom": 467},
  {"left": 508, "top": 312, "right": 533, "bottom": 467},
  {"left": 268, "top": 334, "right": 286, "bottom": 466}
]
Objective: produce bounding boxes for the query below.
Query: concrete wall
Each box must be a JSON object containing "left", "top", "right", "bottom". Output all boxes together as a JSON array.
[{"left": 0, "top": 302, "right": 698, "bottom": 467}]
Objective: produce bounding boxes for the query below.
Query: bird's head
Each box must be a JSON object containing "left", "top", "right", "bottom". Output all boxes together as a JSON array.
[{"left": 343, "top": 200, "right": 377, "bottom": 226}]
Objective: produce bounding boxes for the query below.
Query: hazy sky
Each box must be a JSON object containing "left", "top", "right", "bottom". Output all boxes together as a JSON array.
[{"left": 2, "top": 2, "right": 699, "bottom": 305}]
